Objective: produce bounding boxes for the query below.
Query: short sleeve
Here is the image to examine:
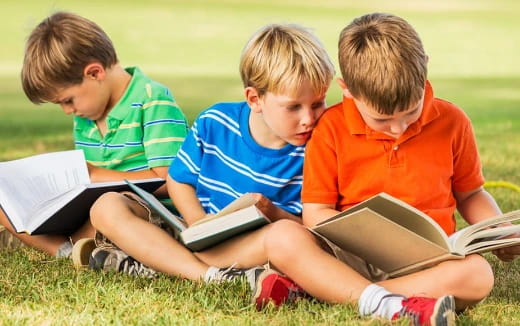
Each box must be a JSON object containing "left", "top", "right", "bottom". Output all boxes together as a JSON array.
[
  {"left": 142, "top": 89, "right": 189, "bottom": 168},
  {"left": 451, "top": 116, "right": 485, "bottom": 192},
  {"left": 168, "top": 116, "right": 205, "bottom": 187}
]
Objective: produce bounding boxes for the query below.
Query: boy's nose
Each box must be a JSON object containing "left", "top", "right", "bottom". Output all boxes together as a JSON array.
[
  {"left": 301, "top": 109, "right": 317, "bottom": 127},
  {"left": 390, "top": 120, "right": 407, "bottom": 135},
  {"left": 61, "top": 105, "right": 75, "bottom": 115}
]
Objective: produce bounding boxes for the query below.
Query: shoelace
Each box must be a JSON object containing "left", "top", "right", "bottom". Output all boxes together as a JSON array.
[
  {"left": 214, "top": 265, "right": 245, "bottom": 281},
  {"left": 401, "top": 297, "right": 432, "bottom": 313},
  {"left": 120, "top": 257, "right": 157, "bottom": 279},
  {"left": 398, "top": 297, "right": 434, "bottom": 325}
]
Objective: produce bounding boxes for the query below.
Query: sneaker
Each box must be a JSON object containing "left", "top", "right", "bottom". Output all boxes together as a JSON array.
[
  {"left": 89, "top": 247, "right": 157, "bottom": 279},
  {"left": 71, "top": 238, "right": 96, "bottom": 268},
  {"left": 392, "top": 295, "right": 456, "bottom": 326},
  {"left": 207, "top": 265, "right": 265, "bottom": 290},
  {"left": 251, "top": 269, "right": 309, "bottom": 310}
]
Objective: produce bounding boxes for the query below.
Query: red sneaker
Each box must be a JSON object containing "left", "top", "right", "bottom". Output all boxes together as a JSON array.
[
  {"left": 251, "top": 269, "right": 309, "bottom": 310},
  {"left": 392, "top": 295, "right": 456, "bottom": 326}
]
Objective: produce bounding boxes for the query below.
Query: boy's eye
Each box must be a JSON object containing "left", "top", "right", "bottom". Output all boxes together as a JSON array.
[
  {"left": 63, "top": 99, "right": 73, "bottom": 105},
  {"left": 288, "top": 104, "right": 301, "bottom": 110},
  {"left": 407, "top": 109, "right": 419, "bottom": 116},
  {"left": 312, "top": 101, "right": 325, "bottom": 109}
]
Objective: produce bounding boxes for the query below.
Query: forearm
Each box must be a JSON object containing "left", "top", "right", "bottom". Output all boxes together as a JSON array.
[
  {"left": 166, "top": 176, "right": 206, "bottom": 225},
  {"left": 456, "top": 187, "right": 502, "bottom": 225},
  {"left": 302, "top": 203, "right": 340, "bottom": 227},
  {"left": 268, "top": 209, "right": 302, "bottom": 223},
  {"left": 89, "top": 165, "right": 169, "bottom": 196}
]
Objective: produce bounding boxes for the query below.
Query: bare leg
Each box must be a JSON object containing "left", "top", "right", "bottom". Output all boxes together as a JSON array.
[
  {"left": 378, "top": 254, "right": 494, "bottom": 310},
  {"left": 264, "top": 220, "right": 494, "bottom": 310},
  {"left": 70, "top": 218, "right": 95, "bottom": 242},
  {"left": 90, "top": 192, "right": 209, "bottom": 281},
  {"left": 0, "top": 209, "right": 94, "bottom": 256},
  {"left": 194, "top": 224, "right": 272, "bottom": 268},
  {"left": 265, "top": 220, "right": 370, "bottom": 303}
]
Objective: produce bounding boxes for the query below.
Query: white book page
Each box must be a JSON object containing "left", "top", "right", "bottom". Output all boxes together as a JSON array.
[
  {"left": 448, "top": 210, "right": 520, "bottom": 254},
  {"left": 0, "top": 150, "right": 89, "bottom": 231}
]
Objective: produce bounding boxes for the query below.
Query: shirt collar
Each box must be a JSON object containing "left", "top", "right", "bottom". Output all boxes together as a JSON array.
[{"left": 106, "top": 66, "right": 139, "bottom": 121}]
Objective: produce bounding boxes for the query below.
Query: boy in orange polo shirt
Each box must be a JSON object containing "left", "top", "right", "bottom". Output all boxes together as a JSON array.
[{"left": 253, "top": 12, "right": 520, "bottom": 326}]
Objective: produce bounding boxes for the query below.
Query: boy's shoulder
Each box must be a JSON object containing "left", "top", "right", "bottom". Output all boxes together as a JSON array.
[
  {"left": 312, "top": 99, "right": 356, "bottom": 136},
  {"left": 423, "top": 96, "right": 473, "bottom": 134},
  {"left": 196, "top": 101, "right": 248, "bottom": 122},
  {"left": 115, "top": 66, "right": 179, "bottom": 111},
  {"left": 432, "top": 97, "right": 468, "bottom": 118},
  {"left": 124, "top": 66, "right": 172, "bottom": 98}
]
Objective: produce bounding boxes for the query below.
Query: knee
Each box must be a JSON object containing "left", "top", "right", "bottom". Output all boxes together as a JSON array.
[
  {"left": 264, "top": 219, "right": 312, "bottom": 258},
  {"left": 458, "top": 254, "right": 495, "bottom": 300},
  {"left": 90, "top": 192, "right": 126, "bottom": 230},
  {"left": 468, "top": 254, "right": 494, "bottom": 296}
]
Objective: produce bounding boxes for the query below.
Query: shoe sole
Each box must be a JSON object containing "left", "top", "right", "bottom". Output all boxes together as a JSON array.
[
  {"left": 431, "top": 295, "right": 456, "bottom": 326},
  {"left": 71, "top": 238, "right": 96, "bottom": 269}
]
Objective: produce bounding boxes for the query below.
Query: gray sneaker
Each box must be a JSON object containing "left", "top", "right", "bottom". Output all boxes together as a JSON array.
[
  {"left": 209, "top": 265, "right": 265, "bottom": 289},
  {"left": 89, "top": 247, "right": 157, "bottom": 279}
]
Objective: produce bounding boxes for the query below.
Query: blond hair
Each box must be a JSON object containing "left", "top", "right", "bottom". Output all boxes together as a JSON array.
[
  {"left": 239, "top": 24, "right": 334, "bottom": 97},
  {"left": 21, "top": 11, "right": 118, "bottom": 104},
  {"left": 338, "top": 13, "right": 427, "bottom": 114}
]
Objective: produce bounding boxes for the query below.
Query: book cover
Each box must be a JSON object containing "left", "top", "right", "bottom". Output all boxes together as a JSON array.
[
  {"left": 312, "top": 192, "right": 520, "bottom": 276},
  {"left": 0, "top": 150, "right": 165, "bottom": 235},
  {"left": 125, "top": 180, "right": 270, "bottom": 251}
]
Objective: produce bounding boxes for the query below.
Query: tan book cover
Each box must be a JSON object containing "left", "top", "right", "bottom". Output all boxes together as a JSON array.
[{"left": 312, "top": 193, "right": 520, "bottom": 277}]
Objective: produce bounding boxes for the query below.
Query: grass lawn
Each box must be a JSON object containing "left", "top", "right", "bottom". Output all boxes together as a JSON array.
[{"left": 1, "top": 0, "right": 519, "bottom": 325}]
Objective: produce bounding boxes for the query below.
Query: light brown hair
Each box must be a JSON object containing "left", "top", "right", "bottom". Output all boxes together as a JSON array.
[
  {"left": 338, "top": 13, "right": 427, "bottom": 114},
  {"left": 21, "top": 11, "right": 118, "bottom": 104},
  {"left": 239, "top": 24, "right": 334, "bottom": 97}
]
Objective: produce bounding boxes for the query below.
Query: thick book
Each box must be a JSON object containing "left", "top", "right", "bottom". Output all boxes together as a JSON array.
[
  {"left": 311, "top": 192, "right": 520, "bottom": 277},
  {"left": 0, "top": 150, "right": 165, "bottom": 235},
  {"left": 125, "top": 180, "right": 271, "bottom": 251}
]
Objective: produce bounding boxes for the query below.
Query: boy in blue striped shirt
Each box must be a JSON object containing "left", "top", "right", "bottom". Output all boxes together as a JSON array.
[{"left": 85, "top": 24, "right": 334, "bottom": 286}]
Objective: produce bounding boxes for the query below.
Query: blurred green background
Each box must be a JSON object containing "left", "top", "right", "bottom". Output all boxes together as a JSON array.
[
  {"left": 1, "top": 0, "right": 519, "bottom": 196},
  {"left": 1, "top": 2, "right": 520, "bottom": 324}
]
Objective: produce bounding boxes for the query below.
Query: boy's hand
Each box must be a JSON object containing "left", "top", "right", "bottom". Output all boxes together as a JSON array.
[
  {"left": 250, "top": 193, "right": 301, "bottom": 223},
  {"left": 492, "top": 232, "right": 520, "bottom": 262}
]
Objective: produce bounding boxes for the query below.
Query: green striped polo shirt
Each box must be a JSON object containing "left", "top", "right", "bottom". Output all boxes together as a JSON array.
[{"left": 74, "top": 67, "right": 188, "bottom": 172}]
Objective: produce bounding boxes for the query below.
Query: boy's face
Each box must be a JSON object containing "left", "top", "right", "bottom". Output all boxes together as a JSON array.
[
  {"left": 354, "top": 94, "right": 424, "bottom": 139},
  {"left": 52, "top": 65, "right": 111, "bottom": 121},
  {"left": 338, "top": 78, "right": 425, "bottom": 139},
  {"left": 249, "top": 80, "right": 328, "bottom": 147}
]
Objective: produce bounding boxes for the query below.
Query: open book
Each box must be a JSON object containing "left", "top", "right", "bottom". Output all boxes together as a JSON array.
[
  {"left": 0, "top": 150, "right": 164, "bottom": 235},
  {"left": 125, "top": 180, "right": 271, "bottom": 251},
  {"left": 312, "top": 192, "right": 520, "bottom": 277}
]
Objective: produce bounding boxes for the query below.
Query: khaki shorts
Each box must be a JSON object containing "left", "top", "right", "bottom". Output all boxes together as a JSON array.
[
  {"left": 95, "top": 191, "right": 176, "bottom": 249},
  {"left": 311, "top": 230, "right": 390, "bottom": 282}
]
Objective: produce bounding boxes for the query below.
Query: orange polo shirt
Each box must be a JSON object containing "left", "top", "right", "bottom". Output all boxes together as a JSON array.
[{"left": 302, "top": 81, "right": 484, "bottom": 235}]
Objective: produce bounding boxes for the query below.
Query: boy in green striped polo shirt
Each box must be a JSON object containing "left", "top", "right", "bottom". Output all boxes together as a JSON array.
[{"left": 0, "top": 11, "right": 188, "bottom": 258}]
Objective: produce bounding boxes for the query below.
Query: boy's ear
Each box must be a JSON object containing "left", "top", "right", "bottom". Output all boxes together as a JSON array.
[
  {"left": 336, "top": 78, "right": 353, "bottom": 98},
  {"left": 83, "top": 63, "right": 106, "bottom": 81},
  {"left": 244, "top": 86, "right": 263, "bottom": 113}
]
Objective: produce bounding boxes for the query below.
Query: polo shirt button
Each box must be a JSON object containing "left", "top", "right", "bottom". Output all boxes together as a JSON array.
[{"left": 393, "top": 145, "right": 399, "bottom": 150}]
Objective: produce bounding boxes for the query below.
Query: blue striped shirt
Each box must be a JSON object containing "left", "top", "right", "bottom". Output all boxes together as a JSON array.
[{"left": 169, "top": 101, "right": 304, "bottom": 215}]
